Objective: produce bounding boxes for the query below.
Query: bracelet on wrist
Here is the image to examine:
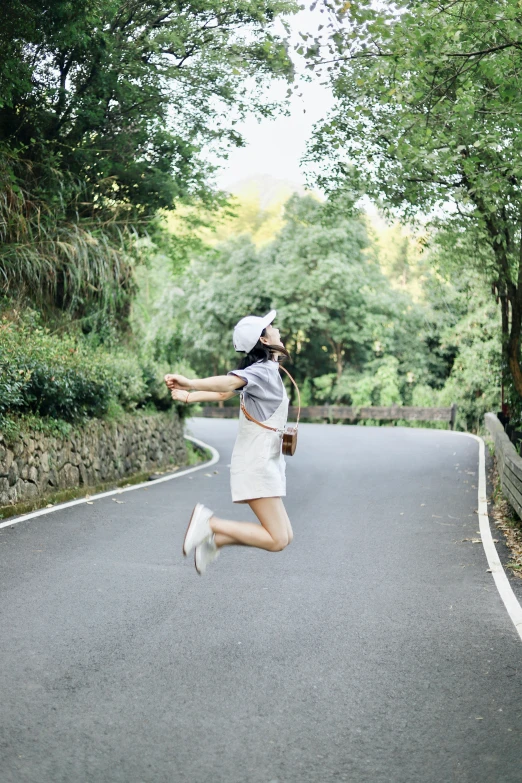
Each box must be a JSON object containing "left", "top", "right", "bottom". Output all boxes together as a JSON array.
[{"left": 185, "top": 392, "right": 190, "bottom": 404}]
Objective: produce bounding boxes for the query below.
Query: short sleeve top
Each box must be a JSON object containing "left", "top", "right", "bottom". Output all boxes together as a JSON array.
[{"left": 228, "top": 360, "right": 285, "bottom": 422}]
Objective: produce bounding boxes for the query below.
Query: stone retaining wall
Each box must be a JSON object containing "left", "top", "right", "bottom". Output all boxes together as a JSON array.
[{"left": 0, "top": 411, "right": 186, "bottom": 508}]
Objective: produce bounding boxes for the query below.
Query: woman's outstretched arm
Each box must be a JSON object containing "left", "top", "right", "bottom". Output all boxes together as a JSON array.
[
  {"left": 164, "top": 373, "right": 245, "bottom": 394},
  {"left": 170, "top": 389, "right": 236, "bottom": 404}
]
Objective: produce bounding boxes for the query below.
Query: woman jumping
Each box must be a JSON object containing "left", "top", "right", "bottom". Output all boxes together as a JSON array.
[{"left": 164, "top": 310, "right": 294, "bottom": 575}]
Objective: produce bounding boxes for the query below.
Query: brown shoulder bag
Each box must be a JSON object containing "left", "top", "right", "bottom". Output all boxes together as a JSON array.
[{"left": 240, "top": 365, "right": 301, "bottom": 456}]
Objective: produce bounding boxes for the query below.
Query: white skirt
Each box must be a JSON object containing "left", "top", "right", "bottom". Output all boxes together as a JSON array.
[{"left": 230, "top": 397, "right": 288, "bottom": 503}]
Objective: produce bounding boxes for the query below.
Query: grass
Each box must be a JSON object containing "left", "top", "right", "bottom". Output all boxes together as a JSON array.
[
  {"left": 0, "top": 413, "right": 74, "bottom": 444},
  {"left": 0, "top": 162, "right": 134, "bottom": 317},
  {"left": 185, "top": 439, "right": 210, "bottom": 465}
]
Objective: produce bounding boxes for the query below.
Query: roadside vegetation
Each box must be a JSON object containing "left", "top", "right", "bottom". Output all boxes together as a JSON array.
[
  {"left": 306, "top": 0, "right": 522, "bottom": 422},
  {"left": 134, "top": 188, "right": 501, "bottom": 432},
  {"left": 0, "top": 1, "right": 514, "bottom": 441},
  {"left": 0, "top": 0, "right": 296, "bottom": 441}
]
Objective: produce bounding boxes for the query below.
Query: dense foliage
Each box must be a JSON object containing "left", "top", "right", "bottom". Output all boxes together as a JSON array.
[
  {"left": 0, "top": 2, "right": 507, "bottom": 440},
  {"left": 0, "top": 0, "right": 296, "bottom": 321},
  {"left": 0, "top": 184, "right": 501, "bottom": 436},
  {"left": 0, "top": 1, "right": 299, "bottom": 442},
  {"left": 308, "top": 0, "right": 522, "bottom": 412},
  {"left": 135, "top": 193, "right": 501, "bottom": 430},
  {"left": 0, "top": 307, "right": 173, "bottom": 439}
]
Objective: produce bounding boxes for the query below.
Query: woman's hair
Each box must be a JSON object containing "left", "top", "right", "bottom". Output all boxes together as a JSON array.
[{"left": 237, "top": 328, "right": 290, "bottom": 370}]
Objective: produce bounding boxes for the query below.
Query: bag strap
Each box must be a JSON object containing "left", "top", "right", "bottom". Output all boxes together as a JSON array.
[
  {"left": 240, "top": 399, "right": 280, "bottom": 432},
  {"left": 279, "top": 365, "right": 301, "bottom": 426},
  {"left": 239, "top": 364, "right": 301, "bottom": 430}
]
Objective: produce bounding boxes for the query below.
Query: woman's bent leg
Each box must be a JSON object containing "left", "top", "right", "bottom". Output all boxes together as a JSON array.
[{"left": 210, "top": 497, "right": 292, "bottom": 552}]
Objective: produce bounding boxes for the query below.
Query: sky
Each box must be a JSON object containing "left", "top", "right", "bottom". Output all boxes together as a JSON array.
[{"left": 213, "top": 7, "right": 335, "bottom": 191}]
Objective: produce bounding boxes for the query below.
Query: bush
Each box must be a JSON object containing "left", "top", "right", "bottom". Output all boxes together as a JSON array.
[
  {"left": 110, "top": 352, "right": 148, "bottom": 410},
  {"left": 24, "top": 363, "right": 114, "bottom": 420},
  {"left": 0, "top": 308, "right": 177, "bottom": 431},
  {"left": 0, "top": 311, "right": 115, "bottom": 421},
  {"left": 139, "top": 360, "right": 172, "bottom": 411}
]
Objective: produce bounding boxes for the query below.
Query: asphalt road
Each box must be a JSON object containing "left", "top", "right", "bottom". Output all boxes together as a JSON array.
[{"left": 1, "top": 419, "right": 522, "bottom": 783}]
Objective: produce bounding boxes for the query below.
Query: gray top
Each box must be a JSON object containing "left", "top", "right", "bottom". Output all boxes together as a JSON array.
[{"left": 228, "top": 360, "right": 285, "bottom": 422}]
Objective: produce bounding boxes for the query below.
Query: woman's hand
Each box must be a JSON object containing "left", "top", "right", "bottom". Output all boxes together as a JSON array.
[
  {"left": 170, "top": 388, "right": 190, "bottom": 403},
  {"left": 164, "top": 373, "right": 191, "bottom": 391}
]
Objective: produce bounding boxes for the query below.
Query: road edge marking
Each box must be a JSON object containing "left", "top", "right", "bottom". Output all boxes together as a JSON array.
[
  {"left": 442, "top": 429, "right": 522, "bottom": 643},
  {"left": 0, "top": 435, "right": 219, "bottom": 530}
]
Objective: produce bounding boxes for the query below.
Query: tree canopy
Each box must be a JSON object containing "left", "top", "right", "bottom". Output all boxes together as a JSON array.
[
  {"left": 145, "top": 194, "right": 482, "bottom": 413},
  {"left": 0, "top": 0, "right": 296, "bottom": 319},
  {"left": 309, "top": 0, "right": 522, "bottom": 403}
]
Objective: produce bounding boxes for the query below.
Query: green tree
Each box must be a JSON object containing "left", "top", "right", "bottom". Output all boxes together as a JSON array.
[
  {"left": 1, "top": 0, "right": 295, "bottom": 214},
  {"left": 174, "top": 194, "right": 429, "bottom": 405},
  {"left": 158, "top": 191, "right": 499, "bottom": 428},
  {"left": 0, "top": 0, "right": 296, "bottom": 319},
  {"left": 178, "top": 234, "right": 272, "bottom": 376},
  {"left": 310, "top": 0, "right": 522, "bottom": 404},
  {"left": 262, "top": 195, "right": 428, "bottom": 394}
]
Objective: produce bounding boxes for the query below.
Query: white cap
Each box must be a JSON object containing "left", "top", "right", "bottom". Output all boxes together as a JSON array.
[{"left": 233, "top": 310, "right": 277, "bottom": 353}]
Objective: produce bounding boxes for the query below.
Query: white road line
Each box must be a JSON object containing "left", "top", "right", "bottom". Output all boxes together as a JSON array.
[
  {"left": 0, "top": 436, "right": 219, "bottom": 530},
  {"left": 472, "top": 433, "right": 522, "bottom": 643},
  {"left": 440, "top": 429, "right": 522, "bottom": 644}
]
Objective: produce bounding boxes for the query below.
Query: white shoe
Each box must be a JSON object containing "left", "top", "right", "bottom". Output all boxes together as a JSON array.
[
  {"left": 194, "top": 534, "right": 220, "bottom": 575},
  {"left": 183, "top": 503, "right": 213, "bottom": 556}
]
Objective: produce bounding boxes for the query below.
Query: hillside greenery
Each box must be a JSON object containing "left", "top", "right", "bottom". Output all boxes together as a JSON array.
[
  {"left": 132, "top": 192, "right": 501, "bottom": 432},
  {"left": 0, "top": 0, "right": 296, "bottom": 322},
  {"left": 0, "top": 0, "right": 297, "bottom": 439},
  {"left": 308, "top": 0, "right": 522, "bottom": 418},
  {"left": 0, "top": 1, "right": 508, "bottom": 439}
]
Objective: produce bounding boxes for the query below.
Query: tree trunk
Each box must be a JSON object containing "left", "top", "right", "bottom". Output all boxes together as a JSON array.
[
  {"left": 508, "top": 333, "right": 522, "bottom": 396},
  {"left": 506, "top": 223, "right": 522, "bottom": 397},
  {"left": 336, "top": 353, "right": 343, "bottom": 380},
  {"left": 509, "top": 304, "right": 522, "bottom": 398},
  {"left": 329, "top": 340, "right": 344, "bottom": 380}
]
